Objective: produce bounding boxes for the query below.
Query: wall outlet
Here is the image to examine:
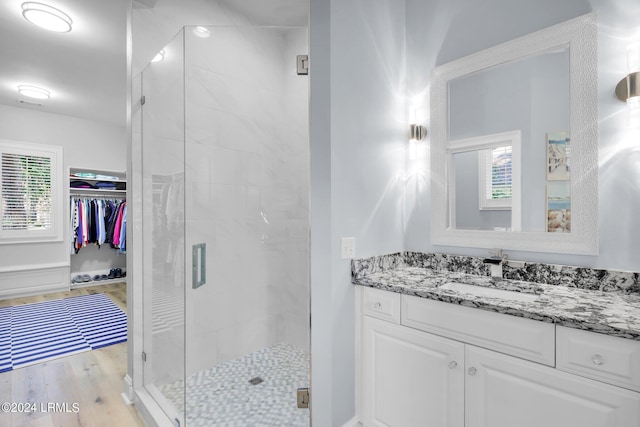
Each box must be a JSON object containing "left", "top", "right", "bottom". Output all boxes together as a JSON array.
[{"left": 341, "top": 237, "right": 356, "bottom": 259}]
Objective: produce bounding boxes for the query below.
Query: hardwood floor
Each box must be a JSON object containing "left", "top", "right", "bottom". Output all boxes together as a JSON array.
[{"left": 0, "top": 283, "right": 146, "bottom": 427}]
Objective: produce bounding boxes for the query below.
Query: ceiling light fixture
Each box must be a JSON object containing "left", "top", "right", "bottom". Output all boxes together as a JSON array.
[
  {"left": 18, "top": 85, "right": 50, "bottom": 100},
  {"left": 21, "top": 2, "right": 73, "bottom": 33},
  {"left": 151, "top": 49, "right": 165, "bottom": 63},
  {"left": 193, "top": 26, "right": 211, "bottom": 38}
]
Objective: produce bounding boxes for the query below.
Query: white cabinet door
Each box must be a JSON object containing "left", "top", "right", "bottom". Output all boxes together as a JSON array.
[
  {"left": 465, "top": 345, "right": 640, "bottom": 427},
  {"left": 362, "top": 316, "right": 465, "bottom": 427}
]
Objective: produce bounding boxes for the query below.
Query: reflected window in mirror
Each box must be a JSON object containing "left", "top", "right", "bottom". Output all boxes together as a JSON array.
[
  {"left": 480, "top": 145, "right": 512, "bottom": 210},
  {"left": 449, "top": 131, "right": 521, "bottom": 232}
]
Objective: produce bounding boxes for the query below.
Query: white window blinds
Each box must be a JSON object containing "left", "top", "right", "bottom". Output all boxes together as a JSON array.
[
  {"left": 0, "top": 140, "right": 62, "bottom": 243},
  {"left": 478, "top": 145, "right": 512, "bottom": 210},
  {"left": 486, "top": 146, "right": 512, "bottom": 201},
  {"left": 1, "top": 153, "right": 52, "bottom": 231}
]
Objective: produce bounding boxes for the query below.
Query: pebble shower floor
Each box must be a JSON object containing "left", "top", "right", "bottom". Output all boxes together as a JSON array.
[{"left": 158, "top": 342, "right": 310, "bottom": 426}]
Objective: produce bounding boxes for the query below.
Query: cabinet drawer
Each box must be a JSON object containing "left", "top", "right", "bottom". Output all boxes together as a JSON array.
[
  {"left": 401, "top": 295, "right": 555, "bottom": 366},
  {"left": 557, "top": 326, "right": 640, "bottom": 392},
  {"left": 362, "top": 287, "right": 401, "bottom": 324}
]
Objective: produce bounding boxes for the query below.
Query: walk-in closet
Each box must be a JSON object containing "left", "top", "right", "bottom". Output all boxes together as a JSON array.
[{"left": 69, "top": 168, "right": 127, "bottom": 287}]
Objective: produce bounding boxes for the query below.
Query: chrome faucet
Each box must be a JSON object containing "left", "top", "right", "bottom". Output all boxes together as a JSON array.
[{"left": 483, "top": 249, "right": 508, "bottom": 279}]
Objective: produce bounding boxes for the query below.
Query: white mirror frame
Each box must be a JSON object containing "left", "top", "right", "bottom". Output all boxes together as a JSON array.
[{"left": 430, "top": 12, "right": 598, "bottom": 255}]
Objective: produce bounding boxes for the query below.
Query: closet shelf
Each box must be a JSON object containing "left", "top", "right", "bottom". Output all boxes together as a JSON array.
[
  {"left": 69, "top": 176, "right": 127, "bottom": 183},
  {"left": 70, "top": 188, "right": 126, "bottom": 194},
  {"left": 70, "top": 167, "right": 126, "bottom": 194}
]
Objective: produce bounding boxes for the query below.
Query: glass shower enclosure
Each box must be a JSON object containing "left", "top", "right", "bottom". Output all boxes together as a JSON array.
[{"left": 136, "top": 26, "right": 310, "bottom": 426}]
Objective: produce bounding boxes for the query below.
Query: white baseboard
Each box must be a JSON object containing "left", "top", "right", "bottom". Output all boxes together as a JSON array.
[
  {"left": 121, "top": 375, "right": 134, "bottom": 405},
  {"left": 0, "top": 263, "right": 69, "bottom": 300},
  {"left": 342, "top": 416, "right": 362, "bottom": 427}
]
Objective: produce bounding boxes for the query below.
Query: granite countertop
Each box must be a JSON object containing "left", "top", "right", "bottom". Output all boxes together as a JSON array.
[{"left": 353, "top": 266, "right": 640, "bottom": 341}]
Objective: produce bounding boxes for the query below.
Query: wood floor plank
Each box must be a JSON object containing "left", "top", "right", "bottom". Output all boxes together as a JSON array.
[
  {"left": 9, "top": 364, "right": 50, "bottom": 426},
  {"left": 13, "top": 413, "right": 55, "bottom": 427},
  {"left": 41, "top": 360, "right": 85, "bottom": 427},
  {"left": 0, "top": 368, "right": 12, "bottom": 426},
  {"left": 65, "top": 350, "right": 116, "bottom": 427}
]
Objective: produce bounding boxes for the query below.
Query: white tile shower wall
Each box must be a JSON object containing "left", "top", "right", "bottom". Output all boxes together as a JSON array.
[{"left": 184, "top": 27, "right": 309, "bottom": 376}]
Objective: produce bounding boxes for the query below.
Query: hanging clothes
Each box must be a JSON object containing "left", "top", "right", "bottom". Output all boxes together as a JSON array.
[
  {"left": 105, "top": 200, "right": 120, "bottom": 246},
  {"left": 70, "top": 196, "right": 126, "bottom": 254},
  {"left": 119, "top": 204, "right": 127, "bottom": 253}
]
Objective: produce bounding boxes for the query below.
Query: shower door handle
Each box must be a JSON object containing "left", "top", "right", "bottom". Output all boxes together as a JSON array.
[{"left": 192, "top": 243, "right": 206, "bottom": 289}]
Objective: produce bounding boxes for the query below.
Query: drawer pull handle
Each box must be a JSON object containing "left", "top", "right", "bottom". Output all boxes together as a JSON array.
[
  {"left": 448, "top": 361, "right": 458, "bottom": 369},
  {"left": 592, "top": 354, "right": 604, "bottom": 366},
  {"left": 373, "top": 302, "right": 382, "bottom": 309},
  {"left": 468, "top": 367, "right": 477, "bottom": 376}
]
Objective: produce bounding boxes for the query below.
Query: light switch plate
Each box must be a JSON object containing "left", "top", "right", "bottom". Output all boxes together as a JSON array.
[{"left": 341, "top": 237, "right": 356, "bottom": 259}]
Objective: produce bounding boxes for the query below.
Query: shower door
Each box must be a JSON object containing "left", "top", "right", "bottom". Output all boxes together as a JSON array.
[
  {"left": 140, "top": 30, "right": 186, "bottom": 426},
  {"left": 140, "top": 26, "right": 310, "bottom": 426}
]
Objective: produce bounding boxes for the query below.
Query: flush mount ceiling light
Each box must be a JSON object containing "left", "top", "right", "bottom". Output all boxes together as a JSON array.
[
  {"left": 193, "top": 26, "right": 211, "bottom": 38},
  {"left": 18, "top": 85, "right": 50, "bottom": 100},
  {"left": 22, "top": 2, "right": 73, "bottom": 33},
  {"left": 151, "top": 49, "right": 165, "bottom": 63}
]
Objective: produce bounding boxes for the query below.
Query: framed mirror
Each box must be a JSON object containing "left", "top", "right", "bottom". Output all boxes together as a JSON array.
[{"left": 430, "top": 13, "right": 598, "bottom": 254}]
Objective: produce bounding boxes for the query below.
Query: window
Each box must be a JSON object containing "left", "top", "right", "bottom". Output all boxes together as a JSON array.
[
  {"left": 479, "top": 145, "right": 512, "bottom": 210},
  {"left": 0, "top": 140, "right": 62, "bottom": 243}
]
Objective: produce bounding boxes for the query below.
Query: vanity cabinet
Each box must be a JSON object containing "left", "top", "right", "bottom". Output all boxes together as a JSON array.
[
  {"left": 465, "top": 345, "right": 640, "bottom": 427},
  {"left": 356, "top": 287, "right": 640, "bottom": 427},
  {"left": 362, "top": 316, "right": 464, "bottom": 427}
]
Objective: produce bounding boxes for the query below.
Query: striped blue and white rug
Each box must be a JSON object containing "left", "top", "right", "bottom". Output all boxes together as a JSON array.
[{"left": 0, "top": 293, "right": 126, "bottom": 373}]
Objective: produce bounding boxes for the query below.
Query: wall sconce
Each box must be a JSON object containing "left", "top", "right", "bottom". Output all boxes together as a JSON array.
[
  {"left": 616, "top": 73, "right": 640, "bottom": 128},
  {"left": 408, "top": 123, "right": 427, "bottom": 160},
  {"left": 615, "top": 43, "right": 640, "bottom": 127}
]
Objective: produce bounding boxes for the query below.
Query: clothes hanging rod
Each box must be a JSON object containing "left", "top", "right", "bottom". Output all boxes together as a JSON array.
[
  {"left": 70, "top": 189, "right": 125, "bottom": 195},
  {"left": 70, "top": 193, "right": 126, "bottom": 200}
]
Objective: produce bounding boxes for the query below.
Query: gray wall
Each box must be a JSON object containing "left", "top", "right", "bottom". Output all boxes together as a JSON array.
[
  {"left": 310, "top": 0, "right": 407, "bottom": 424},
  {"left": 0, "top": 105, "right": 126, "bottom": 270},
  {"left": 406, "top": 0, "right": 640, "bottom": 271}
]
